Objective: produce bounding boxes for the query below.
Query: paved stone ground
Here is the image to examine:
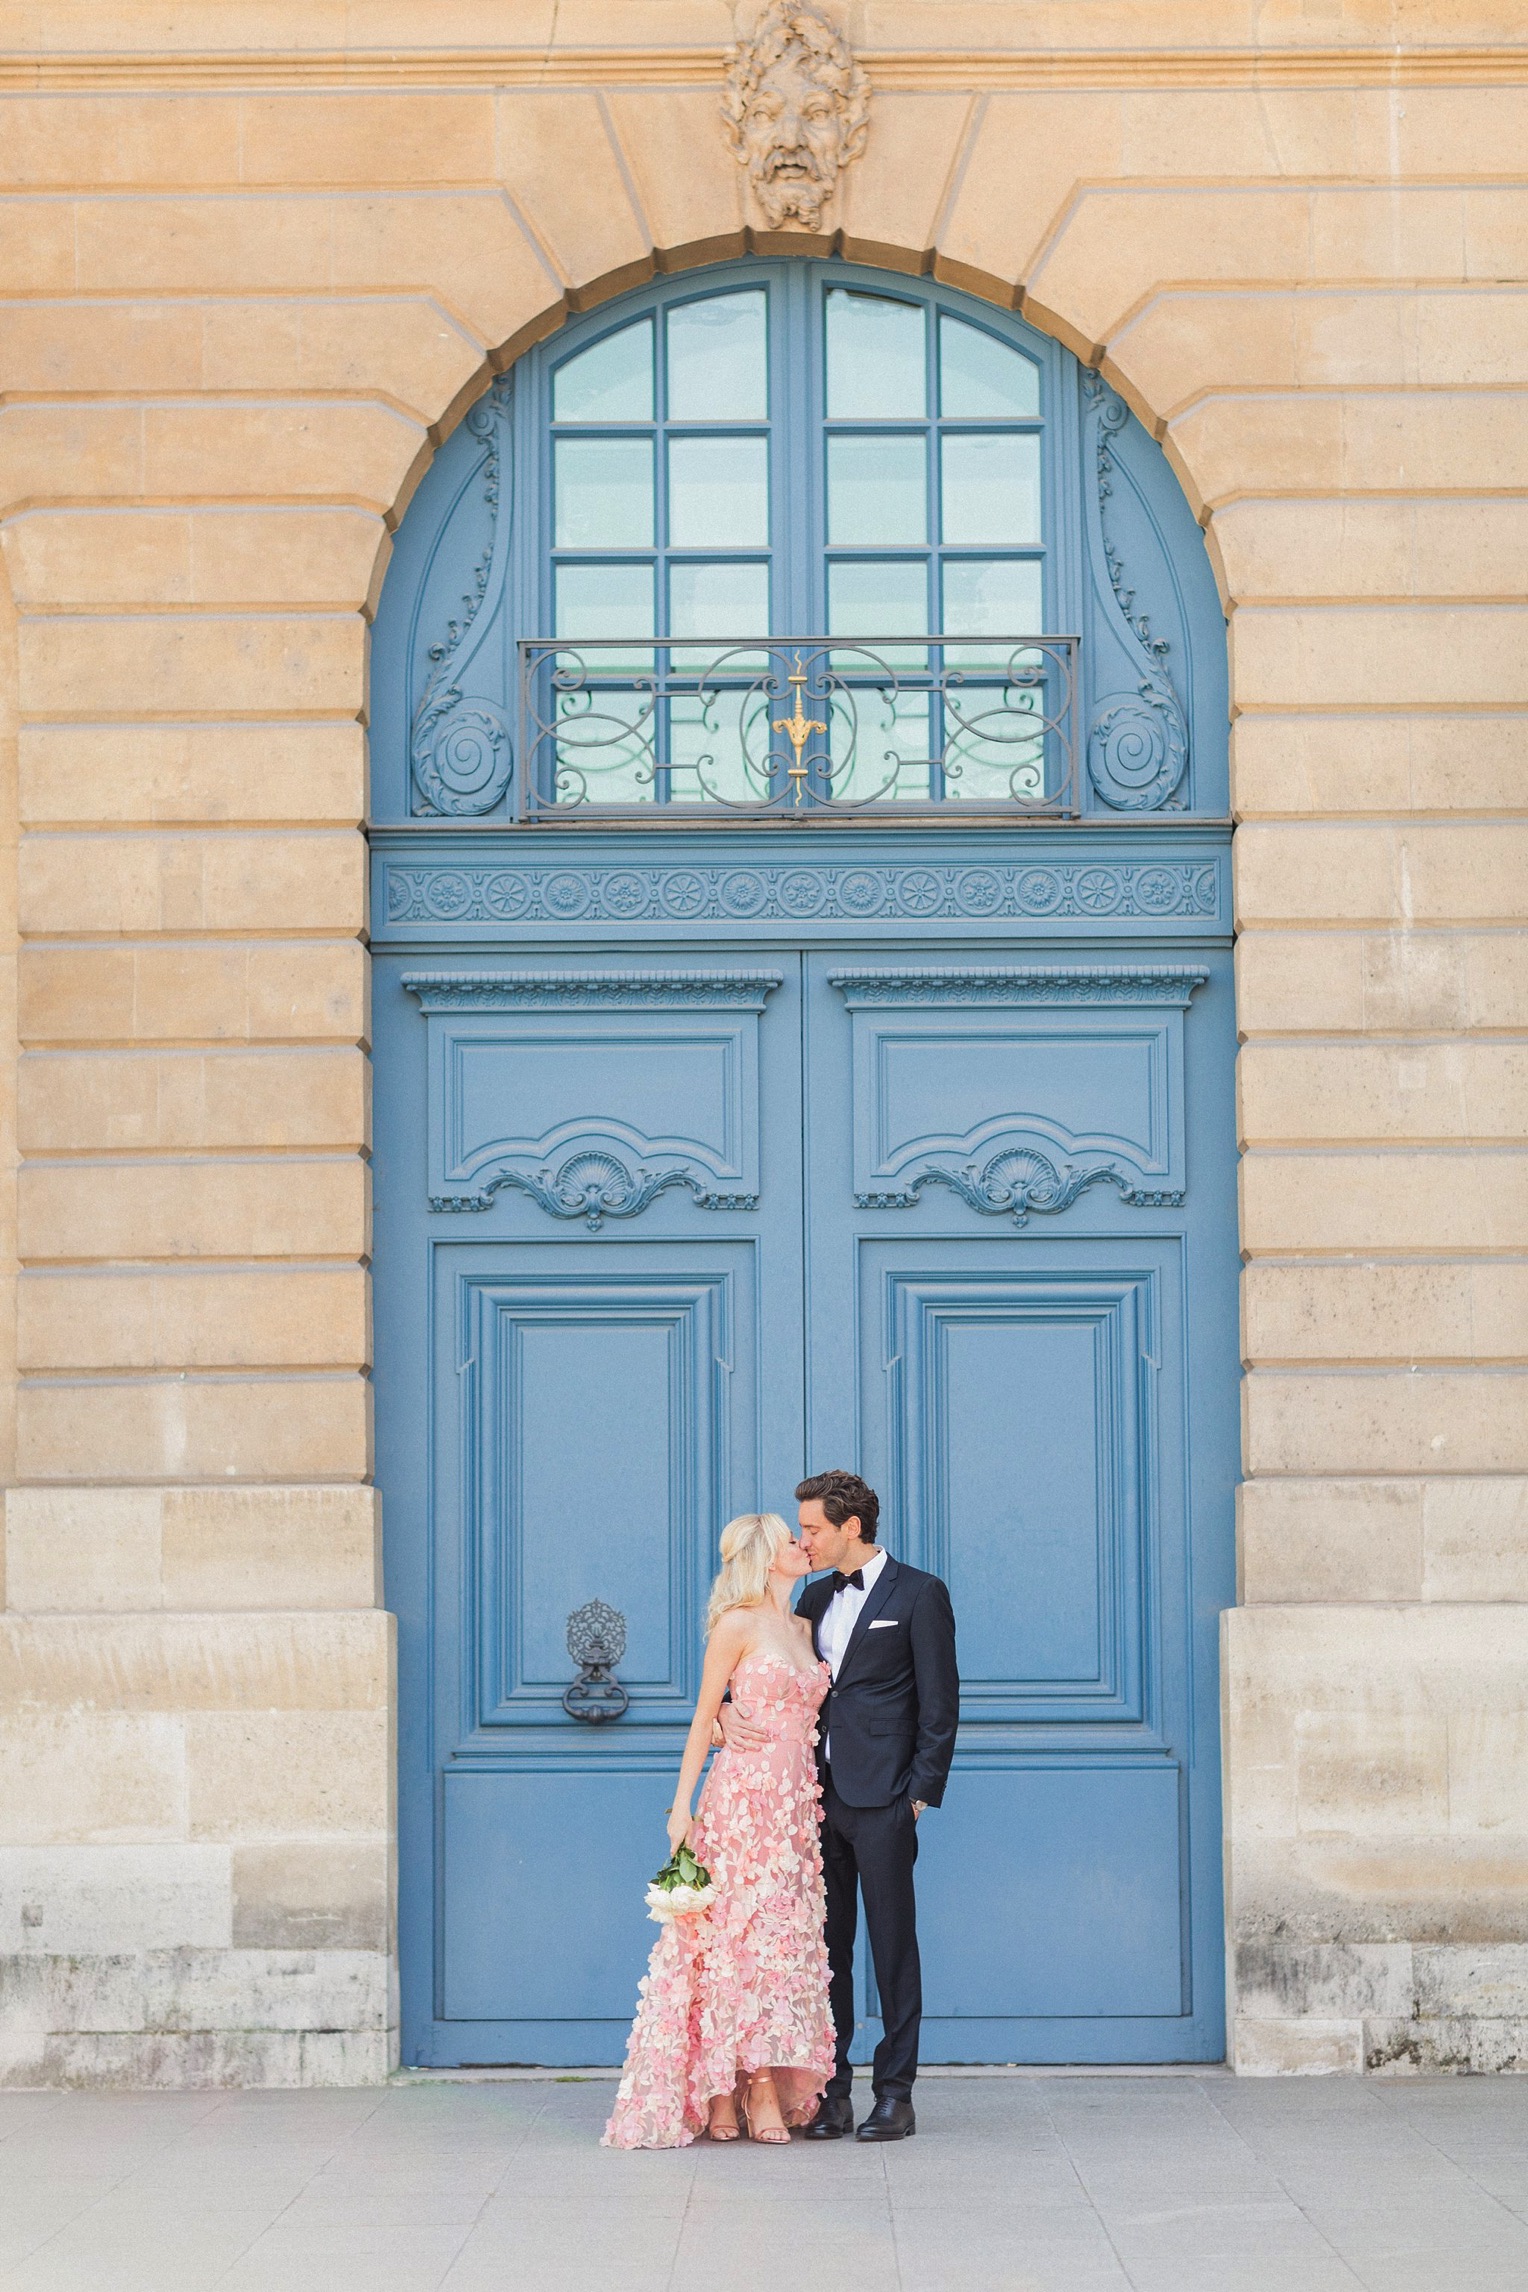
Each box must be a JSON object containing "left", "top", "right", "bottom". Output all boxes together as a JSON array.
[{"left": 2, "top": 2072, "right": 1528, "bottom": 2291}]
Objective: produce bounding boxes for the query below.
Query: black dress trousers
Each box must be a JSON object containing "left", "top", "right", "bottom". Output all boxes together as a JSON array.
[{"left": 819, "top": 1774, "right": 921, "bottom": 2101}]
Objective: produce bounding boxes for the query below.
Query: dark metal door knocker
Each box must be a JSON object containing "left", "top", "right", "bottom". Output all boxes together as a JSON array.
[{"left": 563, "top": 1599, "right": 630, "bottom": 1722}]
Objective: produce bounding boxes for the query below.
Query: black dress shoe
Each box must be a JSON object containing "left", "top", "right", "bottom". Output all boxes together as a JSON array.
[
  {"left": 803, "top": 2095, "right": 855, "bottom": 2140},
  {"left": 856, "top": 2094, "right": 916, "bottom": 2141}
]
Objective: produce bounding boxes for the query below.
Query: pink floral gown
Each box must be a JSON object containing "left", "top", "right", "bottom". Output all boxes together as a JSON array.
[{"left": 603, "top": 1650, "right": 835, "bottom": 2148}]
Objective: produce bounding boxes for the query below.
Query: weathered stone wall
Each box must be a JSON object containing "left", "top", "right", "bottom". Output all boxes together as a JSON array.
[{"left": 0, "top": 0, "right": 1524, "bottom": 2081}]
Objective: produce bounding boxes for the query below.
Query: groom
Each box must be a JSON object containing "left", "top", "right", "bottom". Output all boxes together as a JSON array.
[{"left": 721, "top": 1469, "right": 959, "bottom": 2140}]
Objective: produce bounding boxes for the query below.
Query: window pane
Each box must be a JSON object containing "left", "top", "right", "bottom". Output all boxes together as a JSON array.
[
  {"left": 941, "top": 433, "right": 1040, "bottom": 544},
  {"left": 553, "top": 318, "right": 654, "bottom": 422},
  {"left": 555, "top": 561, "right": 654, "bottom": 642},
  {"left": 829, "top": 559, "right": 928, "bottom": 672},
  {"left": 667, "top": 291, "right": 767, "bottom": 420},
  {"left": 826, "top": 290, "right": 926, "bottom": 419},
  {"left": 941, "top": 558, "right": 1043, "bottom": 659},
  {"left": 940, "top": 316, "right": 1039, "bottom": 417},
  {"left": 555, "top": 437, "right": 653, "bottom": 548},
  {"left": 668, "top": 559, "right": 770, "bottom": 640},
  {"left": 667, "top": 435, "right": 769, "bottom": 547},
  {"left": 828, "top": 434, "right": 926, "bottom": 545}
]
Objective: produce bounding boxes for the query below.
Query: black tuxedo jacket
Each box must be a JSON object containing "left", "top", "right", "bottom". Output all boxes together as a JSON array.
[{"left": 796, "top": 1555, "right": 959, "bottom": 1810}]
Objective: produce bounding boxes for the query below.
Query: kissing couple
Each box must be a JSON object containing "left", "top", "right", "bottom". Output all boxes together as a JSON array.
[{"left": 604, "top": 1470, "right": 959, "bottom": 2149}]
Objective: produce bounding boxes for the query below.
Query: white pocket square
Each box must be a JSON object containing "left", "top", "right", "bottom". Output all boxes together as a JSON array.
[{"left": 868, "top": 1618, "right": 899, "bottom": 1629}]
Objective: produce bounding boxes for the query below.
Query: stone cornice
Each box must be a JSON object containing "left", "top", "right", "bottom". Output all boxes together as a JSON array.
[{"left": 1, "top": 44, "right": 1525, "bottom": 93}]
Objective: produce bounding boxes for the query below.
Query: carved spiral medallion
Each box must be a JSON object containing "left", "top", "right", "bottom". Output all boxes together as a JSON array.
[
  {"left": 1088, "top": 677, "right": 1189, "bottom": 812},
  {"left": 412, "top": 697, "right": 513, "bottom": 817}
]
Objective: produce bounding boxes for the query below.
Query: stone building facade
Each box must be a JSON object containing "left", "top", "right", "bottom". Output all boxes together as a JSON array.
[{"left": 0, "top": 0, "right": 1524, "bottom": 2085}]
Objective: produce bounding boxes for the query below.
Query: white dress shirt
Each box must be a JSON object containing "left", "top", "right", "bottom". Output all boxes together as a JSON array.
[
  {"left": 819, "top": 1547, "right": 887, "bottom": 1764},
  {"left": 819, "top": 1546, "right": 888, "bottom": 1680}
]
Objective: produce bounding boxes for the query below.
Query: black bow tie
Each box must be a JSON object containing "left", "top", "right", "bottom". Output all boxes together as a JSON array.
[{"left": 835, "top": 1569, "right": 865, "bottom": 1593}]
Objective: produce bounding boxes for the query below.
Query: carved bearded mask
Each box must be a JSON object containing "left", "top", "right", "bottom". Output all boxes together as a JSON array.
[{"left": 723, "top": 5, "right": 869, "bottom": 230}]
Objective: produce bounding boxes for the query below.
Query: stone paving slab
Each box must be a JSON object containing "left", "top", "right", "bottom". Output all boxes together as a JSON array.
[{"left": 3, "top": 2074, "right": 1528, "bottom": 2290}]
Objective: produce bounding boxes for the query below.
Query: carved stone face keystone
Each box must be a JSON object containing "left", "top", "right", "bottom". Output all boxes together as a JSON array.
[{"left": 723, "top": 3, "right": 869, "bottom": 231}]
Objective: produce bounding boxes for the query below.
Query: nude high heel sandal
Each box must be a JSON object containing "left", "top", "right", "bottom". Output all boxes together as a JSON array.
[{"left": 742, "top": 2071, "right": 791, "bottom": 2144}]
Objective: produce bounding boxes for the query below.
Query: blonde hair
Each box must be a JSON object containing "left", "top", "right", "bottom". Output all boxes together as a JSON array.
[{"left": 706, "top": 1511, "right": 791, "bottom": 1635}]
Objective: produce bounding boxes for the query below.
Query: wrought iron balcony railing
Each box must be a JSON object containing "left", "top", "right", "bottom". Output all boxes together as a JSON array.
[{"left": 515, "top": 636, "right": 1079, "bottom": 821}]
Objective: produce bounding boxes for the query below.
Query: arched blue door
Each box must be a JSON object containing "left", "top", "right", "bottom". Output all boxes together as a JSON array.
[{"left": 371, "top": 262, "right": 1237, "bottom": 2067}]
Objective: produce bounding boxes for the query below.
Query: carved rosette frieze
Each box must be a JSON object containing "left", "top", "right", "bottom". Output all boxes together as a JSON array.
[
  {"left": 1082, "top": 372, "right": 1191, "bottom": 813},
  {"left": 428, "top": 1154, "right": 760, "bottom": 1226},
  {"left": 410, "top": 376, "right": 514, "bottom": 817},
  {"left": 855, "top": 1149, "right": 1180, "bottom": 1228},
  {"left": 722, "top": 3, "right": 869, "bottom": 231},
  {"left": 383, "top": 858, "right": 1223, "bottom": 931}
]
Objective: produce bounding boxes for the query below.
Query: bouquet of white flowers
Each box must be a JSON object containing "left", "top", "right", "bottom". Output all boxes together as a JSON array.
[{"left": 644, "top": 1842, "right": 717, "bottom": 1923}]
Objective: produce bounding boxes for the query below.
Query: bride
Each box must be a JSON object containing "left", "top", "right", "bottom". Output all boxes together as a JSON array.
[{"left": 603, "top": 1512, "right": 834, "bottom": 2148}]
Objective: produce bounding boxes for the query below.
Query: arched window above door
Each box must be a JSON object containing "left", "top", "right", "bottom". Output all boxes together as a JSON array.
[{"left": 371, "top": 262, "right": 1227, "bottom": 825}]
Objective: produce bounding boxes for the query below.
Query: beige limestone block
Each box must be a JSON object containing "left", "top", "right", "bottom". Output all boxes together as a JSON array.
[
  {"left": 1239, "top": 1042, "right": 1528, "bottom": 1146},
  {"left": 936, "top": 93, "right": 1124, "bottom": 330},
  {"left": 840, "top": 91, "right": 975, "bottom": 260},
  {"left": 1396, "top": 87, "right": 1528, "bottom": 178},
  {"left": 1117, "top": 87, "right": 1388, "bottom": 182},
  {"left": 19, "top": 1157, "right": 367, "bottom": 1261},
  {"left": 18, "top": 1049, "right": 366, "bottom": 1153},
  {"left": 493, "top": 92, "right": 650, "bottom": 290},
  {"left": 2, "top": 509, "right": 386, "bottom": 614},
  {"left": 137, "top": 403, "right": 424, "bottom": 515},
  {"left": 1244, "top": 1262, "right": 1528, "bottom": 1366},
  {"left": 1239, "top": 1478, "right": 1425, "bottom": 1604},
  {"left": 1227, "top": 719, "right": 1528, "bottom": 829},
  {"left": 136, "top": 1945, "right": 391, "bottom": 2035},
  {"left": 19, "top": 941, "right": 368, "bottom": 1046},
  {"left": 601, "top": 90, "right": 743, "bottom": 256},
  {"left": 1236, "top": 823, "right": 1528, "bottom": 926},
  {"left": 231, "top": 1839, "right": 389, "bottom": 1950},
  {"left": 0, "top": 1712, "right": 184, "bottom": 1844},
  {"left": 162, "top": 1484, "right": 380, "bottom": 1611},
  {"left": 1108, "top": 292, "right": 1304, "bottom": 418},
  {"left": 1295, "top": 1707, "right": 1451, "bottom": 1836},
  {"left": 1215, "top": 499, "right": 1528, "bottom": 605},
  {"left": 1308, "top": 187, "right": 1468, "bottom": 286},
  {"left": 1234, "top": 935, "right": 1365, "bottom": 1035},
  {"left": 1235, "top": 931, "right": 1528, "bottom": 1037},
  {"left": 19, "top": 724, "right": 367, "bottom": 828},
  {"left": 1233, "top": 2017, "right": 1364, "bottom": 2075},
  {"left": 1172, "top": 394, "right": 1528, "bottom": 509},
  {"left": 18, "top": 615, "right": 365, "bottom": 722},
  {"left": 17, "top": 1371, "right": 371, "bottom": 1483},
  {"left": 71, "top": 195, "right": 336, "bottom": 295},
  {"left": 19, "top": 830, "right": 366, "bottom": 937},
  {"left": 2, "top": 1482, "right": 380, "bottom": 1612},
  {"left": 1242, "top": 1151, "right": 1528, "bottom": 1254},
  {"left": 1245, "top": 1368, "right": 1528, "bottom": 1476},
  {"left": 0, "top": 94, "right": 245, "bottom": 188},
  {"left": 0, "top": 200, "right": 75, "bottom": 294},
  {"left": 198, "top": 299, "right": 485, "bottom": 421},
  {"left": 18, "top": 1265, "right": 369, "bottom": 1371},
  {"left": 0, "top": 1845, "right": 232, "bottom": 1954},
  {"left": 1233, "top": 607, "right": 1528, "bottom": 712},
  {"left": 0, "top": 405, "right": 148, "bottom": 512},
  {"left": 239, "top": 91, "right": 496, "bottom": 186},
  {"left": 325, "top": 195, "right": 558, "bottom": 350},
  {"left": 1448, "top": 1711, "right": 1528, "bottom": 1836},
  {"left": 0, "top": 301, "right": 205, "bottom": 397},
  {"left": 1030, "top": 186, "right": 1314, "bottom": 347},
  {"left": 2, "top": 1485, "right": 164, "bottom": 1613},
  {"left": 1104, "top": 285, "right": 1528, "bottom": 412},
  {"left": 4, "top": 2025, "right": 394, "bottom": 2091},
  {"left": 0, "top": 1609, "right": 391, "bottom": 1713},
  {"left": 1423, "top": 1480, "right": 1528, "bottom": 1602},
  {"left": 186, "top": 1709, "right": 390, "bottom": 1840},
  {"left": 1341, "top": 393, "right": 1528, "bottom": 493}
]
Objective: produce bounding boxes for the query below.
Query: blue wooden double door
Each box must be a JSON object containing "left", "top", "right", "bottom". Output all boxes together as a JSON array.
[{"left": 376, "top": 840, "right": 1236, "bottom": 2068}]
